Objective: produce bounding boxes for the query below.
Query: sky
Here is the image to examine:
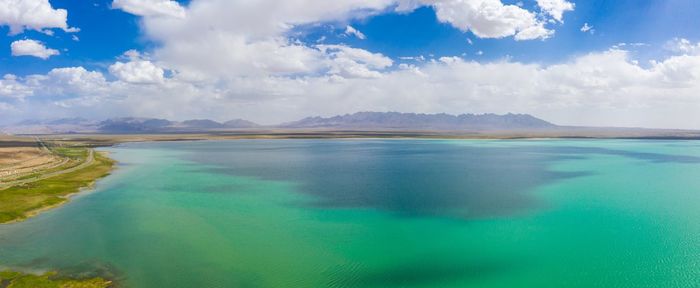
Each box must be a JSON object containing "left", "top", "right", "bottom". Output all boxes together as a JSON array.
[{"left": 1, "top": 0, "right": 700, "bottom": 128}]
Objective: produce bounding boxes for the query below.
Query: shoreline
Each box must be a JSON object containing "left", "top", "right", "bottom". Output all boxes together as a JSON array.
[
  {"left": 5, "top": 152, "right": 108, "bottom": 224},
  {"left": 0, "top": 270, "right": 112, "bottom": 287},
  {"left": 0, "top": 150, "right": 115, "bottom": 225},
  {"left": 1, "top": 132, "right": 698, "bottom": 224},
  {"left": 1, "top": 136, "right": 698, "bottom": 287},
  {"left": 3, "top": 179, "right": 103, "bottom": 225},
  {"left": 1, "top": 135, "right": 699, "bottom": 284},
  {"left": 0, "top": 147, "right": 117, "bottom": 287},
  {"left": 22, "top": 131, "right": 700, "bottom": 152}
]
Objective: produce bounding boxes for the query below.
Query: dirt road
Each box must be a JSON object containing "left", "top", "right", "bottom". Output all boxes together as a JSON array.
[{"left": 0, "top": 148, "right": 95, "bottom": 190}]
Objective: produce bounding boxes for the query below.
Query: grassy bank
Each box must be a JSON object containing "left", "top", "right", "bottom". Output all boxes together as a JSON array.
[
  {"left": 0, "top": 143, "right": 117, "bottom": 286},
  {"left": 0, "top": 270, "right": 111, "bottom": 288},
  {"left": 0, "top": 150, "right": 115, "bottom": 224}
]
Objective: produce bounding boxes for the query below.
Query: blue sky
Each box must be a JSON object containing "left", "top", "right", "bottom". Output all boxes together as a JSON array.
[
  {"left": 1, "top": 0, "right": 700, "bottom": 128},
  {"left": 300, "top": 0, "right": 696, "bottom": 63},
  {"left": 3, "top": 0, "right": 700, "bottom": 75},
  {"left": 0, "top": 0, "right": 143, "bottom": 75}
]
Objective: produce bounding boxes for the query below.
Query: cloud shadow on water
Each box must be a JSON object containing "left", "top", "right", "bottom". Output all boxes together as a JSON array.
[
  {"left": 325, "top": 258, "right": 517, "bottom": 288},
  {"left": 167, "top": 140, "right": 700, "bottom": 220}
]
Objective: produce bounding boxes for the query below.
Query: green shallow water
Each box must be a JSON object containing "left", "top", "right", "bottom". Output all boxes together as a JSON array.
[{"left": 1, "top": 139, "right": 700, "bottom": 287}]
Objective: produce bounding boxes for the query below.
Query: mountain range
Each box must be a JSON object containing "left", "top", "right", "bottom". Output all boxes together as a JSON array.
[
  {"left": 282, "top": 112, "right": 554, "bottom": 130},
  {"left": 1, "top": 112, "right": 556, "bottom": 134}
]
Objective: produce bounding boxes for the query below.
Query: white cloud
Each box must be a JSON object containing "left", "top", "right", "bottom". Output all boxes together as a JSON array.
[
  {"left": 156, "top": 36, "right": 325, "bottom": 80},
  {"left": 536, "top": 0, "right": 574, "bottom": 22},
  {"left": 514, "top": 23, "right": 552, "bottom": 41},
  {"left": 417, "top": 0, "right": 556, "bottom": 40},
  {"left": 133, "top": 0, "right": 564, "bottom": 86},
  {"left": 137, "top": 0, "right": 401, "bottom": 80},
  {"left": 10, "top": 39, "right": 59, "bottom": 59},
  {"left": 8, "top": 0, "right": 700, "bottom": 130},
  {"left": 44, "top": 67, "right": 109, "bottom": 94},
  {"left": 393, "top": 0, "right": 572, "bottom": 40},
  {"left": 124, "top": 0, "right": 571, "bottom": 88},
  {"left": 580, "top": 22, "right": 594, "bottom": 34},
  {"left": 0, "top": 0, "right": 76, "bottom": 34},
  {"left": 7, "top": 47, "right": 700, "bottom": 129},
  {"left": 666, "top": 38, "right": 700, "bottom": 55},
  {"left": 0, "top": 74, "right": 32, "bottom": 98},
  {"left": 344, "top": 25, "right": 366, "bottom": 39},
  {"left": 109, "top": 60, "right": 166, "bottom": 84},
  {"left": 0, "top": 102, "right": 15, "bottom": 112},
  {"left": 318, "top": 44, "right": 393, "bottom": 78},
  {"left": 121, "top": 49, "right": 143, "bottom": 60},
  {"left": 112, "top": 0, "right": 186, "bottom": 18}
]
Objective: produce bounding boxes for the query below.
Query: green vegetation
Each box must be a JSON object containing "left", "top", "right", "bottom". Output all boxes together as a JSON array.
[
  {"left": 51, "top": 147, "right": 89, "bottom": 160},
  {"left": 0, "top": 151, "right": 115, "bottom": 224},
  {"left": 0, "top": 270, "right": 111, "bottom": 288},
  {"left": 0, "top": 145, "right": 89, "bottom": 184},
  {"left": 0, "top": 143, "right": 117, "bottom": 286}
]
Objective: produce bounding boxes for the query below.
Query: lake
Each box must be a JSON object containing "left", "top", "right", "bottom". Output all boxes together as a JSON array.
[{"left": 1, "top": 139, "right": 700, "bottom": 287}]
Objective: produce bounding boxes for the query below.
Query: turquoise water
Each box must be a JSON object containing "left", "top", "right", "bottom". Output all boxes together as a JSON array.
[{"left": 1, "top": 139, "right": 700, "bottom": 287}]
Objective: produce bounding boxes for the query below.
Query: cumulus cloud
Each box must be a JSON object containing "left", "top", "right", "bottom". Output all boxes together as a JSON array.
[
  {"left": 318, "top": 45, "right": 393, "bottom": 78},
  {"left": 536, "top": 0, "right": 574, "bottom": 22},
  {"left": 135, "top": 0, "right": 402, "bottom": 81},
  {"left": 42, "top": 67, "right": 109, "bottom": 96},
  {"left": 138, "top": 0, "right": 567, "bottom": 84},
  {"left": 0, "top": 102, "right": 15, "bottom": 112},
  {"left": 109, "top": 60, "right": 166, "bottom": 84},
  {"left": 0, "top": 0, "right": 77, "bottom": 34},
  {"left": 344, "top": 25, "right": 366, "bottom": 39},
  {"left": 112, "top": 0, "right": 186, "bottom": 18},
  {"left": 411, "top": 0, "right": 556, "bottom": 40},
  {"left": 580, "top": 22, "right": 594, "bottom": 34},
  {"left": 8, "top": 0, "right": 700, "bottom": 129},
  {"left": 666, "top": 38, "right": 700, "bottom": 55},
  {"left": 6, "top": 47, "right": 700, "bottom": 129},
  {"left": 0, "top": 74, "right": 32, "bottom": 99},
  {"left": 10, "top": 39, "right": 59, "bottom": 59},
  {"left": 391, "top": 0, "right": 574, "bottom": 40}
]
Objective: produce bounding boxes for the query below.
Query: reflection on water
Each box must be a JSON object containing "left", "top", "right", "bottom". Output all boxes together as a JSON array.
[{"left": 181, "top": 140, "right": 588, "bottom": 219}]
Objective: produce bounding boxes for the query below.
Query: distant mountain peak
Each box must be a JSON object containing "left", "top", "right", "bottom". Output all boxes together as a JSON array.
[
  {"left": 95, "top": 117, "right": 262, "bottom": 133},
  {"left": 282, "top": 112, "right": 555, "bottom": 130},
  {"left": 180, "top": 119, "right": 225, "bottom": 128},
  {"left": 98, "top": 117, "right": 174, "bottom": 133},
  {"left": 224, "top": 119, "right": 261, "bottom": 128}
]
